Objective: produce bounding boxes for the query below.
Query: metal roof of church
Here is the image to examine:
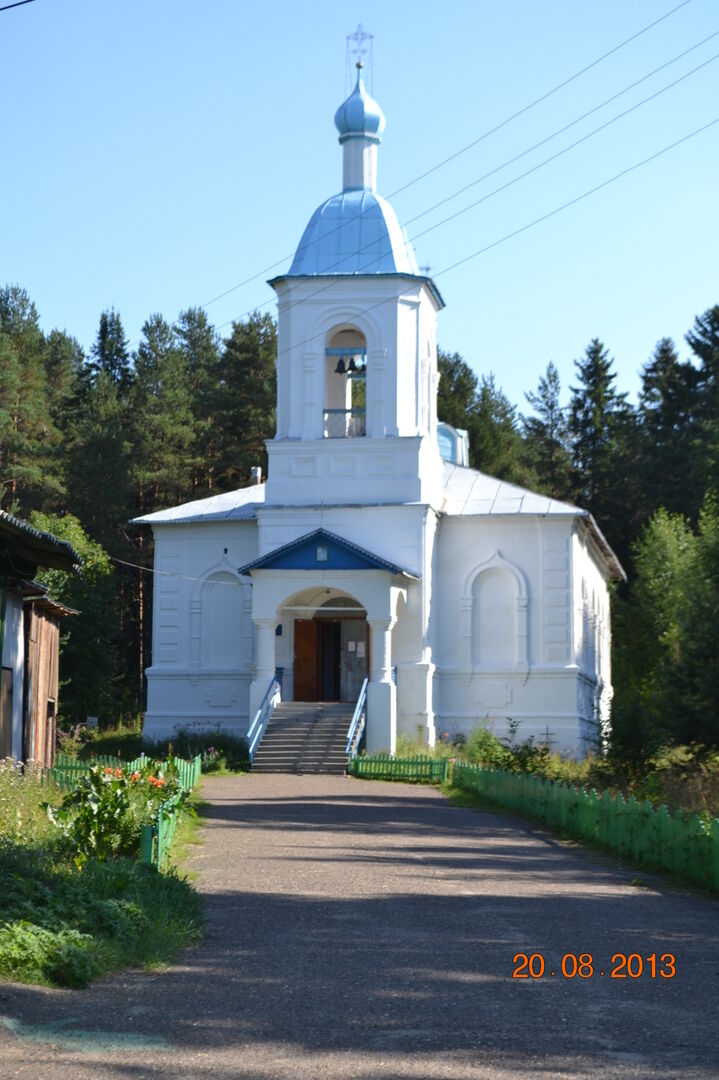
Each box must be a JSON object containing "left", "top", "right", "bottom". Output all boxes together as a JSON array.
[
  {"left": 287, "top": 190, "right": 418, "bottom": 277},
  {"left": 440, "top": 463, "right": 625, "bottom": 579},
  {"left": 131, "top": 483, "right": 265, "bottom": 525},
  {"left": 131, "top": 466, "right": 623, "bottom": 578}
]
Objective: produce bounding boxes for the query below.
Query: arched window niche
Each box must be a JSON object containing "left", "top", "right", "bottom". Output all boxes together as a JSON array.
[
  {"left": 189, "top": 558, "right": 250, "bottom": 674},
  {"left": 324, "top": 326, "right": 367, "bottom": 438},
  {"left": 463, "top": 552, "right": 529, "bottom": 672}
]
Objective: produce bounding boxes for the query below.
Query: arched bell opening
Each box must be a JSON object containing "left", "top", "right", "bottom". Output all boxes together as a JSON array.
[
  {"left": 324, "top": 327, "right": 367, "bottom": 438},
  {"left": 279, "top": 586, "right": 369, "bottom": 702}
]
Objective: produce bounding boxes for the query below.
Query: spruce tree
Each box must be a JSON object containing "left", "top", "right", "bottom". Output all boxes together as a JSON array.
[
  {"left": 436, "top": 350, "right": 533, "bottom": 484},
  {"left": 638, "top": 337, "right": 700, "bottom": 521},
  {"left": 686, "top": 305, "right": 719, "bottom": 498},
  {"left": 522, "top": 361, "right": 572, "bottom": 499},
  {"left": 568, "top": 338, "right": 638, "bottom": 563},
  {"left": 89, "top": 308, "right": 131, "bottom": 389}
]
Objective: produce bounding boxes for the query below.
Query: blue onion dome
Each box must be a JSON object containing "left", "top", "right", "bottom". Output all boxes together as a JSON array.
[{"left": 334, "top": 64, "right": 386, "bottom": 143}]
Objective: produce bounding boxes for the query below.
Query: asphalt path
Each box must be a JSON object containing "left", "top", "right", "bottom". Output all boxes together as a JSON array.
[{"left": 0, "top": 773, "right": 717, "bottom": 1079}]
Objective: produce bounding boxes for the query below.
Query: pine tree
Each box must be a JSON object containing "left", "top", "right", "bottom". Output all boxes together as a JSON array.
[
  {"left": 175, "top": 307, "right": 221, "bottom": 495},
  {"left": 212, "top": 312, "right": 277, "bottom": 490},
  {"left": 0, "top": 334, "right": 22, "bottom": 511},
  {"left": 0, "top": 287, "right": 62, "bottom": 513},
  {"left": 132, "top": 313, "right": 195, "bottom": 513},
  {"left": 522, "top": 361, "right": 572, "bottom": 499}
]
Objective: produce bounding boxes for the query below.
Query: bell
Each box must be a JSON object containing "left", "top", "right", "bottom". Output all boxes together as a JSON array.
[
  {"left": 334, "top": 357, "right": 346, "bottom": 374},
  {"left": 347, "top": 356, "right": 357, "bottom": 372}
]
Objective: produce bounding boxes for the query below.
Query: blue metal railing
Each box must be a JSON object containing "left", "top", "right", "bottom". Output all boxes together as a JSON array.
[
  {"left": 345, "top": 677, "right": 368, "bottom": 759},
  {"left": 247, "top": 676, "right": 281, "bottom": 763}
]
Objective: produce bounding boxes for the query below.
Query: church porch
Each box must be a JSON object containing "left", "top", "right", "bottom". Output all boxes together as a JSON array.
[{"left": 246, "top": 570, "right": 415, "bottom": 756}]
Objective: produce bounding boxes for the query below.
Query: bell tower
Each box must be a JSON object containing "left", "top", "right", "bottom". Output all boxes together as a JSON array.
[{"left": 264, "top": 51, "right": 445, "bottom": 508}]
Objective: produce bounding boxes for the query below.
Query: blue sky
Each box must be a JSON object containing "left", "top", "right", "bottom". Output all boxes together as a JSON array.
[{"left": 2, "top": 0, "right": 718, "bottom": 410}]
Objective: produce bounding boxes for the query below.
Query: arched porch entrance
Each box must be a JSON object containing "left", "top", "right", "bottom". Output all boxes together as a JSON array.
[{"left": 280, "top": 588, "right": 368, "bottom": 703}]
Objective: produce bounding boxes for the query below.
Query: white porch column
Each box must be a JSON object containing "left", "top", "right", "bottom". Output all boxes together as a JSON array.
[
  {"left": 366, "top": 618, "right": 396, "bottom": 754},
  {"left": 249, "top": 618, "right": 276, "bottom": 718}
]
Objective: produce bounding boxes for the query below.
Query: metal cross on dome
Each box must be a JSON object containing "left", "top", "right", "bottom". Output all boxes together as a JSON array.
[{"left": 345, "top": 23, "right": 374, "bottom": 91}]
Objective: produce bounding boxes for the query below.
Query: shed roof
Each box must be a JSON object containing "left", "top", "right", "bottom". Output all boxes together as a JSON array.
[{"left": 0, "top": 511, "right": 80, "bottom": 572}]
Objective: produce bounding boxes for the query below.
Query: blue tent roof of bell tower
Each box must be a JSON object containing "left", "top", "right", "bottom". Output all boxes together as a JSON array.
[{"left": 287, "top": 189, "right": 419, "bottom": 277}]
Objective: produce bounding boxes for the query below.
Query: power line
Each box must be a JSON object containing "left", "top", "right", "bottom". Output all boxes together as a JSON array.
[
  {"left": 0, "top": 0, "right": 35, "bottom": 11},
  {"left": 405, "top": 51, "right": 719, "bottom": 249},
  {"left": 399, "top": 35, "right": 719, "bottom": 236},
  {"left": 191, "top": 1, "right": 694, "bottom": 317},
  {"left": 389, "top": 0, "right": 694, "bottom": 200},
  {"left": 110, "top": 555, "right": 245, "bottom": 586},
  {"left": 212, "top": 48, "right": 719, "bottom": 334},
  {"left": 271, "top": 116, "right": 719, "bottom": 362}
]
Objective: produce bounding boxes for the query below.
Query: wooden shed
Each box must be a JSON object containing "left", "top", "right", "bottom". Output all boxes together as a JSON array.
[
  {"left": 0, "top": 511, "right": 79, "bottom": 765},
  {"left": 22, "top": 586, "right": 78, "bottom": 767}
]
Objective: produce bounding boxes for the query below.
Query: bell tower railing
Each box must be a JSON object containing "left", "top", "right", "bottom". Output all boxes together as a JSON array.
[{"left": 323, "top": 408, "right": 366, "bottom": 438}]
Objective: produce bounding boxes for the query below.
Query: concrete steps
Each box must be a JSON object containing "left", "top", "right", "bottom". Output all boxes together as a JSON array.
[{"left": 251, "top": 702, "right": 354, "bottom": 774}]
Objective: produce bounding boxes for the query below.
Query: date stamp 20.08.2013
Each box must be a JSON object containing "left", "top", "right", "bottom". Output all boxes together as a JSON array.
[{"left": 512, "top": 952, "right": 676, "bottom": 980}]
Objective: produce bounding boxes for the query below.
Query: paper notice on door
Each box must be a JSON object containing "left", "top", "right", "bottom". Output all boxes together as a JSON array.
[
  {"left": 348, "top": 641, "right": 356, "bottom": 652},
  {"left": 357, "top": 642, "right": 365, "bottom": 658}
]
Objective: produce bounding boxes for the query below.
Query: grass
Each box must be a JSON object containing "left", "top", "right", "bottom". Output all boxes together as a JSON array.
[
  {"left": 166, "top": 788, "right": 210, "bottom": 881},
  {"left": 394, "top": 727, "right": 719, "bottom": 819},
  {"left": 0, "top": 759, "right": 204, "bottom": 989},
  {"left": 59, "top": 719, "right": 249, "bottom": 773}
]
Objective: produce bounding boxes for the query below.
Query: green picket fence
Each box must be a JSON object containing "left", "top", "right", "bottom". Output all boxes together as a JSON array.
[
  {"left": 451, "top": 763, "right": 719, "bottom": 893},
  {"left": 44, "top": 753, "right": 150, "bottom": 790},
  {"left": 348, "top": 754, "right": 449, "bottom": 783},
  {"left": 41, "top": 751, "right": 202, "bottom": 868},
  {"left": 140, "top": 754, "right": 202, "bottom": 868}
]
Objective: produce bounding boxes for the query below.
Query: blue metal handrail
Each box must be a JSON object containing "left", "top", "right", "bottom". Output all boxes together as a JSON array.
[
  {"left": 247, "top": 676, "right": 281, "bottom": 763},
  {"left": 345, "top": 677, "right": 368, "bottom": 758}
]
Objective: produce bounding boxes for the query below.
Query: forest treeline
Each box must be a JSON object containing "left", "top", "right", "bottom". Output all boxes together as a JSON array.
[{"left": 1, "top": 284, "right": 717, "bottom": 761}]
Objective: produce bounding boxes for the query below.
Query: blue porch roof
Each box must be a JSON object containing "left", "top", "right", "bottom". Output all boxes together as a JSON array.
[{"left": 238, "top": 529, "right": 417, "bottom": 578}]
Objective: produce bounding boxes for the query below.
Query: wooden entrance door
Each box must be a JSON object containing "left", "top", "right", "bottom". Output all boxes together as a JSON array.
[
  {"left": 293, "top": 619, "right": 343, "bottom": 701},
  {"left": 293, "top": 620, "right": 318, "bottom": 701},
  {"left": 319, "top": 621, "right": 341, "bottom": 701}
]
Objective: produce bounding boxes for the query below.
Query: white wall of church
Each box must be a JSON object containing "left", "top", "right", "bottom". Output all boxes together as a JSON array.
[
  {"left": 144, "top": 521, "right": 259, "bottom": 739},
  {"left": 571, "top": 525, "right": 613, "bottom": 749},
  {"left": 267, "top": 278, "right": 443, "bottom": 508},
  {"left": 432, "top": 514, "right": 611, "bottom": 757}
]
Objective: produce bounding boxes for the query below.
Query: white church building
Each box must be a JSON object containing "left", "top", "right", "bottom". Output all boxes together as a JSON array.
[{"left": 135, "top": 65, "right": 623, "bottom": 757}]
